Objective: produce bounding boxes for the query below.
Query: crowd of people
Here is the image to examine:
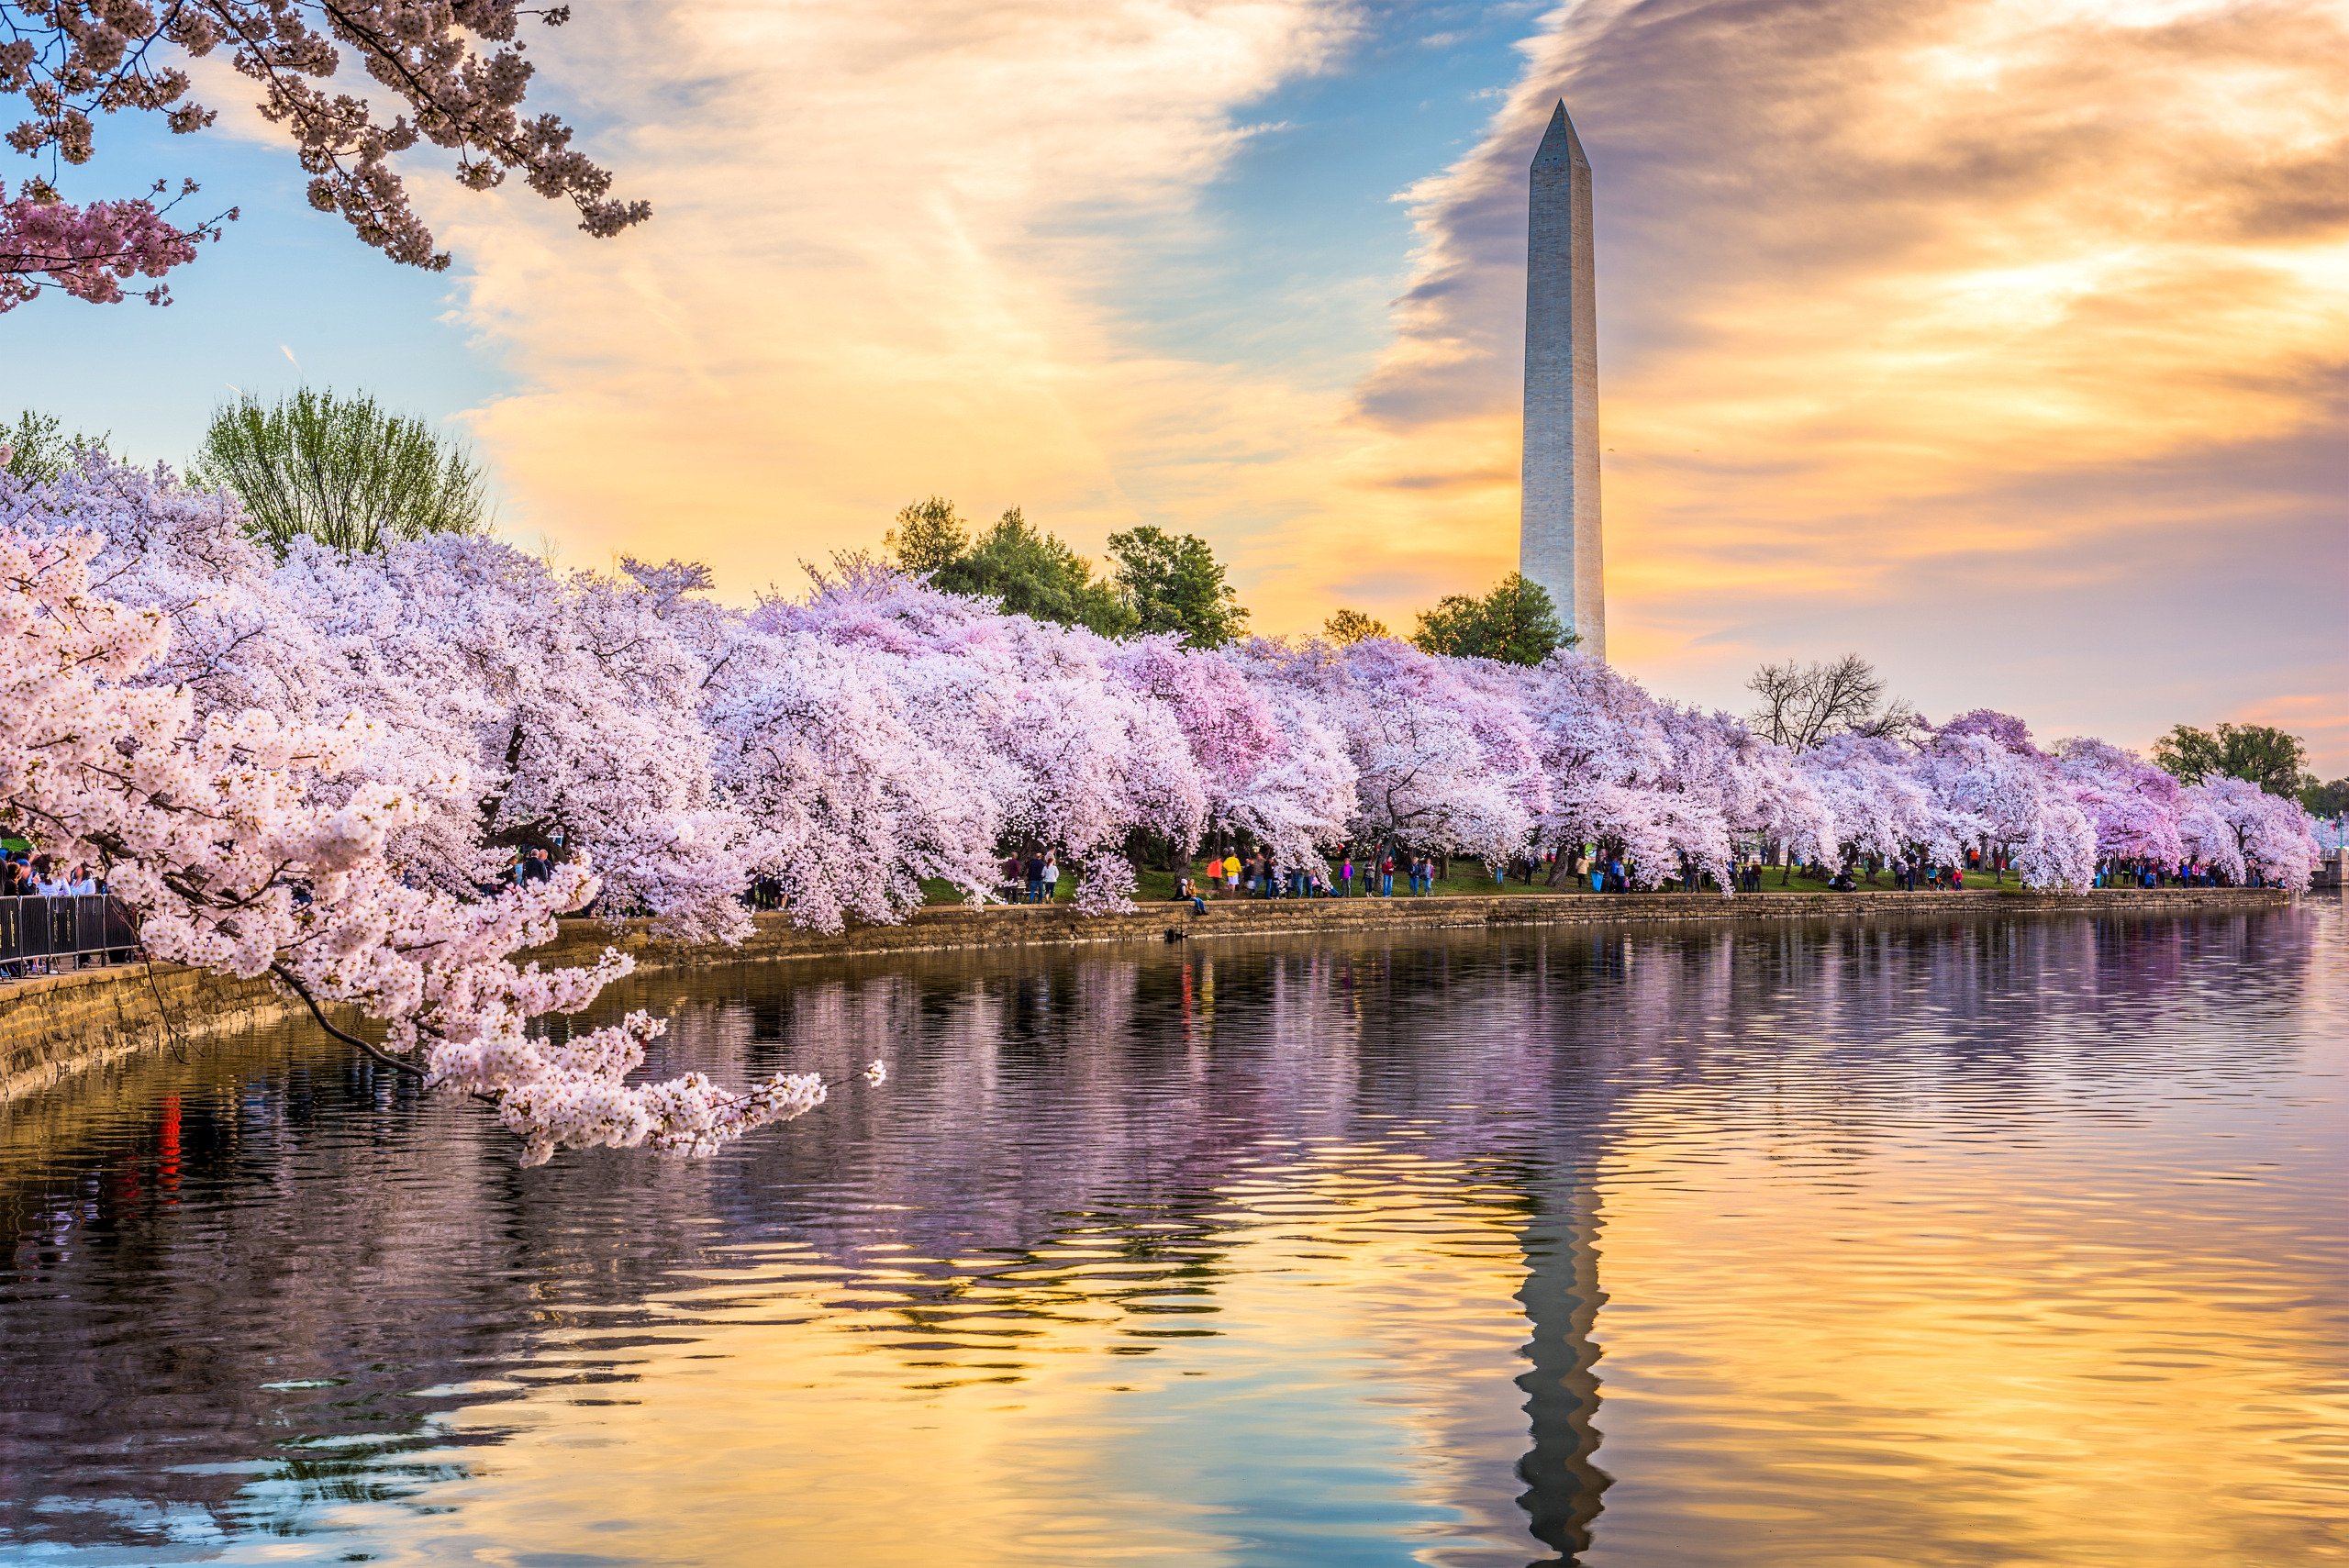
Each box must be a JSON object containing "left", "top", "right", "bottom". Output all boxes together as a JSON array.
[
  {"left": 1, "top": 852, "right": 105, "bottom": 897},
  {"left": 1155, "top": 836, "right": 2303, "bottom": 911},
  {"left": 1, "top": 851, "right": 117, "bottom": 977},
  {"left": 2098, "top": 857, "right": 2269, "bottom": 889}
]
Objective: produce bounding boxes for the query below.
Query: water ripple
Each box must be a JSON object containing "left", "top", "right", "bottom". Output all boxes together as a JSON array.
[{"left": 2, "top": 903, "right": 2343, "bottom": 1565}]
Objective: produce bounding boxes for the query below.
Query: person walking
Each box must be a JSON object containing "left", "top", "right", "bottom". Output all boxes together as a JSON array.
[
  {"left": 1024, "top": 851, "right": 1046, "bottom": 904},
  {"left": 1380, "top": 853, "right": 1395, "bottom": 898},
  {"left": 1042, "top": 852, "right": 1060, "bottom": 903},
  {"left": 1223, "top": 851, "right": 1241, "bottom": 893}
]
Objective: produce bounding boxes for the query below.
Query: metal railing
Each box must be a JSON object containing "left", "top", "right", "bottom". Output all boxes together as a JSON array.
[{"left": 0, "top": 895, "right": 140, "bottom": 975}]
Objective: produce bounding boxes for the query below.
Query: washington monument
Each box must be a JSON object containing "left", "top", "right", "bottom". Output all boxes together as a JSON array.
[{"left": 1521, "top": 99, "right": 1604, "bottom": 661}]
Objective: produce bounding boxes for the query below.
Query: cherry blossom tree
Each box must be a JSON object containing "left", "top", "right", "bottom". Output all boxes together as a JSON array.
[
  {"left": 2050, "top": 737, "right": 2185, "bottom": 867},
  {"left": 2, "top": 0, "right": 647, "bottom": 306},
  {"left": 682, "top": 572, "right": 1004, "bottom": 930},
  {"left": 7, "top": 455, "right": 746, "bottom": 933},
  {"left": 275, "top": 537, "right": 747, "bottom": 933},
  {"left": 2184, "top": 775, "right": 2321, "bottom": 888},
  {"left": 1909, "top": 717, "right": 2096, "bottom": 888},
  {"left": 1520, "top": 651, "right": 1671, "bottom": 871},
  {"left": 1517, "top": 652, "right": 1828, "bottom": 891},
  {"left": 763, "top": 559, "right": 1208, "bottom": 911},
  {"left": 1107, "top": 635, "right": 1353, "bottom": 867},
  {"left": 1239, "top": 636, "right": 1539, "bottom": 867},
  {"left": 1649, "top": 701, "right": 1833, "bottom": 889},
  {"left": 1798, "top": 732, "right": 1938, "bottom": 872},
  {"left": 0, "top": 522, "right": 861, "bottom": 1166},
  {"left": 2175, "top": 788, "right": 2248, "bottom": 884}
]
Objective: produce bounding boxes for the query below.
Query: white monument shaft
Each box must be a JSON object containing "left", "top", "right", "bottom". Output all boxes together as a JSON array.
[{"left": 1520, "top": 100, "right": 1604, "bottom": 661}]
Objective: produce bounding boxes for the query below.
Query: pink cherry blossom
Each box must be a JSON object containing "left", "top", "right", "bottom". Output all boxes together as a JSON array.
[
  {"left": 0, "top": 180, "right": 227, "bottom": 310},
  {"left": 3, "top": 450, "right": 2326, "bottom": 1180},
  {"left": 0, "top": 521, "right": 845, "bottom": 1166}
]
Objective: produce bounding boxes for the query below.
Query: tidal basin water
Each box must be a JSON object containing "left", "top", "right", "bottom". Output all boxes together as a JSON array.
[{"left": 4, "top": 904, "right": 2346, "bottom": 1567}]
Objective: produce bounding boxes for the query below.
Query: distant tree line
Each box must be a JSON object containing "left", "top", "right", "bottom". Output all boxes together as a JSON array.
[
  {"left": 883, "top": 498, "right": 1249, "bottom": 649},
  {"left": 8, "top": 392, "right": 492, "bottom": 559},
  {"left": 2154, "top": 722, "right": 2343, "bottom": 816},
  {"left": 38, "top": 395, "right": 2332, "bottom": 821}
]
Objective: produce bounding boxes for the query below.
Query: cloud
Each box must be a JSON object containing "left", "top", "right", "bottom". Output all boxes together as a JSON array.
[
  {"left": 370, "top": 0, "right": 2345, "bottom": 769},
  {"left": 1346, "top": 0, "right": 2349, "bottom": 762},
  {"left": 411, "top": 0, "right": 1361, "bottom": 590}
]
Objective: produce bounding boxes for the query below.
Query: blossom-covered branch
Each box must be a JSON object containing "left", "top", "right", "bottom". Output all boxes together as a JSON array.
[
  {"left": 0, "top": 177, "right": 228, "bottom": 309},
  {"left": 0, "top": 0, "right": 644, "bottom": 300}
]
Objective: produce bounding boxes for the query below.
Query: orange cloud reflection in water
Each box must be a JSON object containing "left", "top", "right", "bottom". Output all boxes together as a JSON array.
[
  {"left": 346, "top": 1147, "right": 1547, "bottom": 1565},
  {"left": 283, "top": 1105, "right": 2349, "bottom": 1565},
  {"left": 1582, "top": 1093, "right": 2349, "bottom": 1564}
]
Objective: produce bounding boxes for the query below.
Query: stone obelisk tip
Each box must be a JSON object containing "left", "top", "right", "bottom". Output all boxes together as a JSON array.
[{"left": 1531, "top": 99, "right": 1587, "bottom": 171}]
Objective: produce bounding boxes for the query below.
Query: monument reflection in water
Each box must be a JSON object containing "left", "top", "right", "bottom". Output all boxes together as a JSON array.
[{"left": 3, "top": 905, "right": 2343, "bottom": 1566}]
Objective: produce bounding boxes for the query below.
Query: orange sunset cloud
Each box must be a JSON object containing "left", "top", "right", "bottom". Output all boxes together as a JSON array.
[{"left": 395, "top": 0, "right": 2345, "bottom": 766}]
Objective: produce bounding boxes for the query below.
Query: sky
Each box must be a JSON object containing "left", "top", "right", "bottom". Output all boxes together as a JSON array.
[{"left": 7, "top": 0, "right": 2346, "bottom": 772}]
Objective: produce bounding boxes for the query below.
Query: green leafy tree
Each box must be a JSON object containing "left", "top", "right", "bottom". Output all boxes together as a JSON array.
[
  {"left": 2300, "top": 777, "right": 2349, "bottom": 817},
  {"left": 1410, "top": 572, "right": 1572, "bottom": 665},
  {"left": 1323, "top": 607, "right": 1389, "bottom": 645},
  {"left": 3, "top": 408, "right": 110, "bottom": 483},
  {"left": 956, "top": 508, "right": 1136, "bottom": 638},
  {"left": 887, "top": 499, "right": 1135, "bottom": 637},
  {"left": 883, "top": 495, "right": 971, "bottom": 576},
  {"left": 1105, "top": 525, "right": 1250, "bottom": 649},
  {"left": 194, "top": 388, "right": 490, "bottom": 558},
  {"left": 2152, "top": 722, "right": 2311, "bottom": 797}
]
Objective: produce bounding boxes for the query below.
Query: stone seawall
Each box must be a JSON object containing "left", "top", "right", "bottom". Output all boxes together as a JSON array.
[
  {"left": 0, "top": 963, "right": 292, "bottom": 1103},
  {"left": 0, "top": 885, "right": 2299, "bottom": 1103},
  {"left": 524, "top": 885, "right": 2295, "bottom": 973}
]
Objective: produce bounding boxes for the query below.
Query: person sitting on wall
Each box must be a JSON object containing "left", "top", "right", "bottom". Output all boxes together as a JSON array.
[{"left": 1174, "top": 874, "right": 1207, "bottom": 916}]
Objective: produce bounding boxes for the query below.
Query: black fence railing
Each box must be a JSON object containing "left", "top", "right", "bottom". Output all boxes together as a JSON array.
[{"left": 0, "top": 895, "right": 140, "bottom": 975}]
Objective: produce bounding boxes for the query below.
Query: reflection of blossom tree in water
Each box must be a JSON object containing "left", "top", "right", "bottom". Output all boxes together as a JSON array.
[{"left": 0, "top": 909, "right": 2330, "bottom": 1559}]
